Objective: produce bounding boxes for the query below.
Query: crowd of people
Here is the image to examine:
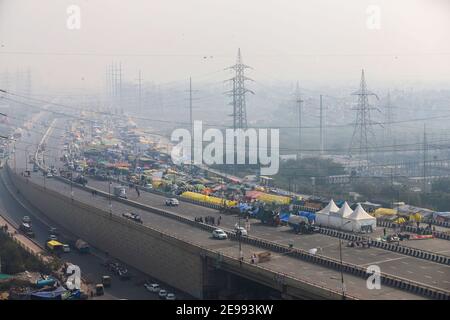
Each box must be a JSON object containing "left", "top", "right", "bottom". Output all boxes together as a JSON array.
[{"left": 194, "top": 215, "right": 222, "bottom": 226}]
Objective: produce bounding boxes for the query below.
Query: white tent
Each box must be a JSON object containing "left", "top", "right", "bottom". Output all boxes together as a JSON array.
[
  {"left": 344, "top": 204, "right": 377, "bottom": 232},
  {"left": 315, "top": 199, "right": 339, "bottom": 226},
  {"left": 337, "top": 201, "right": 353, "bottom": 228}
]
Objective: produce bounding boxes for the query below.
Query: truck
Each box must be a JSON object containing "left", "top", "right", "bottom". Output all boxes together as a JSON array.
[
  {"left": 102, "top": 275, "right": 111, "bottom": 288},
  {"left": 113, "top": 185, "right": 127, "bottom": 199},
  {"left": 75, "top": 239, "right": 90, "bottom": 254},
  {"left": 287, "top": 215, "right": 317, "bottom": 234}
]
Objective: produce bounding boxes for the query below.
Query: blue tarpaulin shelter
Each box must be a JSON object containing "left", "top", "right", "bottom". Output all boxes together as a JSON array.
[
  {"left": 239, "top": 203, "right": 252, "bottom": 213},
  {"left": 30, "top": 286, "right": 67, "bottom": 300},
  {"left": 279, "top": 213, "right": 290, "bottom": 222},
  {"left": 298, "top": 211, "right": 316, "bottom": 222},
  {"left": 249, "top": 207, "right": 260, "bottom": 216}
]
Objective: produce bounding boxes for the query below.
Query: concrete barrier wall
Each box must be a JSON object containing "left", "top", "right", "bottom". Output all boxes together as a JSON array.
[{"left": 8, "top": 168, "right": 205, "bottom": 298}]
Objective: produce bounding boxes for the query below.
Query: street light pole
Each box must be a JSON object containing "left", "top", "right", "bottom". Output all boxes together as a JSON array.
[
  {"left": 108, "top": 177, "right": 112, "bottom": 217},
  {"left": 25, "top": 145, "right": 29, "bottom": 172},
  {"left": 238, "top": 212, "right": 243, "bottom": 264},
  {"left": 339, "top": 220, "right": 352, "bottom": 299},
  {"left": 339, "top": 238, "right": 345, "bottom": 300}
]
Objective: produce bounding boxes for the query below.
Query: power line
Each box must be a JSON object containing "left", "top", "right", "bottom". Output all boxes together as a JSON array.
[{"left": 4, "top": 89, "right": 450, "bottom": 130}]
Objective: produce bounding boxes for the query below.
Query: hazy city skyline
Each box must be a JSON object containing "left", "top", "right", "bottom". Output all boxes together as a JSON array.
[{"left": 0, "top": 0, "right": 449, "bottom": 92}]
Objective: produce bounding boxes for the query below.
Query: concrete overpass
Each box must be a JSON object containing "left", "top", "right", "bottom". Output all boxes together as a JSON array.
[{"left": 5, "top": 113, "right": 450, "bottom": 300}]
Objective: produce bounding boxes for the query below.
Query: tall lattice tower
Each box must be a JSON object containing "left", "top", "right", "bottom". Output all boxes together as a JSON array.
[
  {"left": 349, "top": 69, "right": 379, "bottom": 167},
  {"left": 226, "top": 48, "right": 254, "bottom": 129},
  {"left": 384, "top": 91, "right": 395, "bottom": 141}
]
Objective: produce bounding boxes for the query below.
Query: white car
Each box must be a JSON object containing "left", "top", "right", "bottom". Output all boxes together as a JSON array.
[
  {"left": 166, "top": 293, "right": 176, "bottom": 300},
  {"left": 46, "top": 172, "right": 53, "bottom": 178},
  {"left": 165, "top": 198, "right": 179, "bottom": 206},
  {"left": 212, "top": 229, "right": 228, "bottom": 240},
  {"left": 158, "top": 289, "right": 168, "bottom": 299},
  {"left": 63, "top": 244, "right": 71, "bottom": 253},
  {"left": 144, "top": 283, "right": 160, "bottom": 293},
  {"left": 234, "top": 226, "right": 248, "bottom": 237}
]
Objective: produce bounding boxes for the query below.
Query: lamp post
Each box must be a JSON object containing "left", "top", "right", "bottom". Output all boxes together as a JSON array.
[
  {"left": 238, "top": 210, "right": 243, "bottom": 264},
  {"left": 43, "top": 151, "right": 46, "bottom": 189},
  {"left": 70, "top": 171, "right": 74, "bottom": 200},
  {"left": 108, "top": 176, "right": 112, "bottom": 216},
  {"left": 339, "top": 220, "right": 352, "bottom": 300},
  {"left": 25, "top": 145, "right": 30, "bottom": 172}
]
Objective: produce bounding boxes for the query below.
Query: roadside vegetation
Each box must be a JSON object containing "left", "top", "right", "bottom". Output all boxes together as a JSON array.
[{"left": 0, "top": 232, "right": 51, "bottom": 275}]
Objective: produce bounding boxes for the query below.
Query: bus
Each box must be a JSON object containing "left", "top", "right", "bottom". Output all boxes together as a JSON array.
[{"left": 46, "top": 240, "right": 64, "bottom": 254}]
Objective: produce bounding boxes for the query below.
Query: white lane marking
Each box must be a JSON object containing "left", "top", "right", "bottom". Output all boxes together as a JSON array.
[{"left": 359, "top": 256, "right": 409, "bottom": 267}]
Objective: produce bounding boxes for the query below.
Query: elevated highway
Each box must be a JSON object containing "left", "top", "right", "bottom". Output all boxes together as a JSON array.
[{"left": 6, "top": 114, "right": 450, "bottom": 300}]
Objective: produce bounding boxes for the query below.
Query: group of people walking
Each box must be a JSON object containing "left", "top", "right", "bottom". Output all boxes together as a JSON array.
[{"left": 194, "top": 215, "right": 222, "bottom": 226}]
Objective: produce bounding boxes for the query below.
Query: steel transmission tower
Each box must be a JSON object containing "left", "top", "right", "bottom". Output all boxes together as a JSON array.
[
  {"left": 384, "top": 91, "right": 395, "bottom": 140},
  {"left": 226, "top": 49, "right": 254, "bottom": 130},
  {"left": 106, "top": 62, "right": 123, "bottom": 114},
  {"left": 349, "top": 69, "right": 379, "bottom": 168},
  {"left": 294, "top": 82, "right": 304, "bottom": 159}
]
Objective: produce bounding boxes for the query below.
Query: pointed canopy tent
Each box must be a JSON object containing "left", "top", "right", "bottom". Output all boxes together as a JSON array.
[
  {"left": 317, "top": 199, "right": 339, "bottom": 214},
  {"left": 331, "top": 201, "right": 354, "bottom": 229},
  {"left": 338, "top": 202, "right": 353, "bottom": 218},
  {"left": 316, "top": 199, "right": 339, "bottom": 226},
  {"left": 344, "top": 204, "right": 376, "bottom": 232}
]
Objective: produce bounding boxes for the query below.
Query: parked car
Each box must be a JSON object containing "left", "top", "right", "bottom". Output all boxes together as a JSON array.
[
  {"left": 144, "top": 283, "right": 160, "bottom": 293},
  {"left": 47, "top": 234, "right": 58, "bottom": 241},
  {"left": 165, "top": 198, "right": 179, "bottom": 206},
  {"left": 212, "top": 229, "right": 228, "bottom": 240},
  {"left": 63, "top": 244, "right": 71, "bottom": 253},
  {"left": 22, "top": 216, "right": 31, "bottom": 223},
  {"left": 158, "top": 289, "right": 168, "bottom": 299},
  {"left": 46, "top": 172, "right": 53, "bottom": 178},
  {"left": 166, "top": 293, "right": 176, "bottom": 300}
]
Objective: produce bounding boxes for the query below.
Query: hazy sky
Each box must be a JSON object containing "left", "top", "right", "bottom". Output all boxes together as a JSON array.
[{"left": 0, "top": 0, "right": 449, "bottom": 92}]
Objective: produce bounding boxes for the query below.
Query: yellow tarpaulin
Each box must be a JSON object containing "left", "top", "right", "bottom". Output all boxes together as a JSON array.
[
  {"left": 394, "top": 217, "right": 406, "bottom": 224},
  {"left": 181, "top": 191, "right": 237, "bottom": 207},
  {"left": 409, "top": 212, "right": 422, "bottom": 222},
  {"left": 373, "top": 208, "right": 397, "bottom": 217},
  {"left": 256, "top": 193, "right": 291, "bottom": 205}
]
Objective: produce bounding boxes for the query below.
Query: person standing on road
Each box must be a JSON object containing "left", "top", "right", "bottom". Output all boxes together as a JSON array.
[{"left": 135, "top": 186, "right": 140, "bottom": 197}]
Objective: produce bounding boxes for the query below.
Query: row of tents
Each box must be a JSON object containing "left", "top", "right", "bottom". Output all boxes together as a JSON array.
[{"left": 315, "top": 199, "right": 376, "bottom": 232}]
